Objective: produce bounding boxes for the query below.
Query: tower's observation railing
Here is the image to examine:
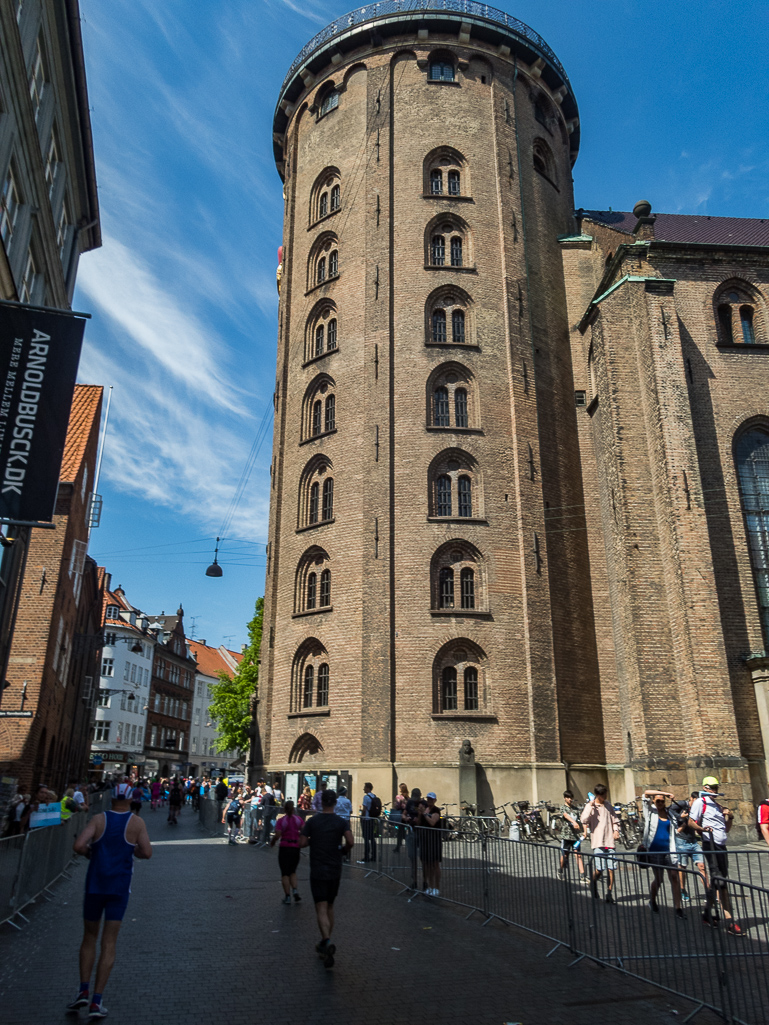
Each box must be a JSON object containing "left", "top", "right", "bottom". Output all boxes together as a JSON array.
[{"left": 278, "top": 0, "right": 572, "bottom": 106}]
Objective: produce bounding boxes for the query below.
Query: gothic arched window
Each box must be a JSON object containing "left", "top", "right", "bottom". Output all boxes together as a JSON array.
[
  {"left": 716, "top": 282, "right": 763, "bottom": 345},
  {"left": 432, "top": 308, "right": 447, "bottom": 344},
  {"left": 735, "top": 425, "right": 769, "bottom": 644}
]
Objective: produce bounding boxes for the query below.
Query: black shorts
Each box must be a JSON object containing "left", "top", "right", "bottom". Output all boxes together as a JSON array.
[
  {"left": 278, "top": 846, "right": 301, "bottom": 876},
  {"left": 703, "top": 838, "right": 729, "bottom": 889},
  {"left": 226, "top": 813, "right": 242, "bottom": 825},
  {"left": 130, "top": 801, "right": 141, "bottom": 814},
  {"left": 310, "top": 876, "right": 341, "bottom": 905}
]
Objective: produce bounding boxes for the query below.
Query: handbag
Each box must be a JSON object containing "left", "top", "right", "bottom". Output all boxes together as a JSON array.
[{"left": 635, "top": 842, "right": 650, "bottom": 868}]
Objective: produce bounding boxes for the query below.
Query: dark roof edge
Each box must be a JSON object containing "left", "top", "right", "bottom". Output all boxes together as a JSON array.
[{"left": 64, "top": 0, "right": 100, "bottom": 251}]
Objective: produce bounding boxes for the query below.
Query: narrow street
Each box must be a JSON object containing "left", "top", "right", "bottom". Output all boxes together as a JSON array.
[{"left": 0, "top": 805, "right": 722, "bottom": 1025}]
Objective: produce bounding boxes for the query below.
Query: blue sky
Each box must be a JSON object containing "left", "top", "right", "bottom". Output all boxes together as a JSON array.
[{"left": 75, "top": 0, "right": 769, "bottom": 649}]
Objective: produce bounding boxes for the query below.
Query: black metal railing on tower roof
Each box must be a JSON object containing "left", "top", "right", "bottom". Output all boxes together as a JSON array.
[{"left": 278, "top": 0, "right": 571, "bottom": 102}]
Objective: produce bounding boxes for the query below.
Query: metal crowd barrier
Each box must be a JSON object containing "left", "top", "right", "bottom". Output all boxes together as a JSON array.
[
  {"left": 0, "top": 790, "right": 109, "bottom": 930},
  {"left": 344, "top": 816, "right": 768, "bottom": 1025}
]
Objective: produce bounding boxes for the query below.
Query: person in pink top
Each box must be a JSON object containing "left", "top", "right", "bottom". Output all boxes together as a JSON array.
[
  {"left": 581, "top": 784, "right": 620, "bottom": 904},
  {"left": 150, "top": 780, "right": 161, "bottom": 811},
  {"left": 270, "top": 801, "right": 304, "bottom": 904}
]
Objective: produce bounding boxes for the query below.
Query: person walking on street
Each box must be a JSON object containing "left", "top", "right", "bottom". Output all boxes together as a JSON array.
[
  {"left": 167, "top": 781, "right": 183, "bottom": 824},
  {"left": 581, "top": 784, "right": 620, "bottom": 904},
  {"left": 270, "top": 800, "right": 304, "bottom": 903},
  {"left": 150, "top": 780, "right": 161, "bottom": 811},
  {"left": 558, "top": 790, "right": 586, "bottom": 881},
  {"left": 689, "top": 777, "right": 742, "bottom": 935},
  {"left": 222, "top": 793, "right": 243, "bottom": 844},
  {"left": 67, "top": 782, "right": 152, "bottom": 1019},
  {"left": 641, "top": 790, "right": 684, "bottom": 917},
  {"left": 300, "top": 789, "right": 354, "bottom": 969},
  {"left": 358, "top": 782, "right": 381, "bottom": 864},
  {"left": 671, "top": 791, "right": 708, "bottom": 901}
]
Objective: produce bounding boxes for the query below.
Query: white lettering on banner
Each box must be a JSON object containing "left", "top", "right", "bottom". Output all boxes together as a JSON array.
[{"left": 2, "top": 333, "right": 50, "bottom": 495}]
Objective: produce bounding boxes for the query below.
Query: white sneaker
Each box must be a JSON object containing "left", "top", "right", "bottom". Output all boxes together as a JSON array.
[{"left": 433, "top": 889, "right": 440, "bottom": 897}]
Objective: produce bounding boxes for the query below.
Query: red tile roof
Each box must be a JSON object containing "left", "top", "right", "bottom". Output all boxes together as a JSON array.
[
  {"left": 580, "top": 211, "right": 769, "bottom": 248},
  {"left": 60, "top": 384, "right": 102, "bottom": 482},
  {"left": 188, "top": 639, "right": 240, "bottom": 680}
]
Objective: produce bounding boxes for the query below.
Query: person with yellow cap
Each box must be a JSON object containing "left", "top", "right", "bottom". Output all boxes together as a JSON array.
[{"left": 688, "top": 777, "right": 742, "bottom": 936}]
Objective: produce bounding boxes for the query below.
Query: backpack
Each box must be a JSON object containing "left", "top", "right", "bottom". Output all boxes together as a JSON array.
[
  {"left": 229, "top": 798, "right": 241, "bottom": 814},
  {"left": 262, "top": 792, "right": 275, "bottom": 807},
  {"left": 367, "top": 794, "right": 382, "bottom": 818},
  {"left": 756, "top": 801, "right": 769, "bottom": 840}
]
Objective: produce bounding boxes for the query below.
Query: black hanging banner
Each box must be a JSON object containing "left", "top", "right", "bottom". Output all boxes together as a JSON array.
[{"left": 0, "top": 305, "right": 87, "bottom": 523}]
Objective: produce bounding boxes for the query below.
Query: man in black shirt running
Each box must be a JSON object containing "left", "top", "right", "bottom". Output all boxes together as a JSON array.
[{"left": 300, "top": 789, "right": 354, "bottom": 968}]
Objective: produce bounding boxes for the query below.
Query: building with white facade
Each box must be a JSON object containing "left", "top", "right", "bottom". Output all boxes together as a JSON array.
[
  {"left": 187, "top": 640, "right": 242, "bottom": 777},
  {"left": 91, "top": 580, "right": 155, "bottom": 778}
]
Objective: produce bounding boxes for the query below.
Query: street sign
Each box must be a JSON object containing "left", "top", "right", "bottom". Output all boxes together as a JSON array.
[
  {"left": 91, "top": 755, "right": 103, "bottom": 765},
  {"left": 0, "top": 709, "right": 32, "bottom": 717}
]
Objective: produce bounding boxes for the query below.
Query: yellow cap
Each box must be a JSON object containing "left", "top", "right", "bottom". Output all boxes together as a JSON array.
[{"left": 702, "top": 776, "right": 719, "bottom": 787}]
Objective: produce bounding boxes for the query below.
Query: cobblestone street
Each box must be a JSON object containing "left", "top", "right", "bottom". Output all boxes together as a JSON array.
[{"left": 0, "top": 807, "right": 722, "bottom": 1025}]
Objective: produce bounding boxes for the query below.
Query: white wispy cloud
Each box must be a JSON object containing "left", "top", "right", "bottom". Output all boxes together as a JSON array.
[{"left": 269, "top": 0, "right": 327, "bottom": 24}]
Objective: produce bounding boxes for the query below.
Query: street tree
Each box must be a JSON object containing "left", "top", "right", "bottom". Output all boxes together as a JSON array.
[{"left": 209, "top": 597, "right": 262, "bottom": 755}]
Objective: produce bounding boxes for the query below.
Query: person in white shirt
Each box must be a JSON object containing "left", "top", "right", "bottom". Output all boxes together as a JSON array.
[{"left": 688, "top": 777, "right": 741, "bottom": 935}]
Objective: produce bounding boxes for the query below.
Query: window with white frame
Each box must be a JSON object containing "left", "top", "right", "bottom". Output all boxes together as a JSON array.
[
  {"left": 98, "top": 691, "right": 110, "bottom": 707},
  {"left": 56, "top": 200, "right": 70, "bottom": 262},
  {"left": 101, "top": 657, "right": 114, "bottom": 678},
  {"left": 29, "top": 36, "right": 46, "bottom": 123},
  {"left": 44, "top": 128, "right": 61, "bottom": 200},
  {"left": 104, "top": 632, "right": 116, "bottom": 646},
  {"left": 19, "top": 249, "right": 38, "bottom": 303},
  {"left": 150, "top": 725, "right": 157, "bottom": 747},
  {"left": 0, "top": 164, "right": 20, "bottom": 248},
  {"left": 93, "top": 720, "right": 111, "bottom": 743}
]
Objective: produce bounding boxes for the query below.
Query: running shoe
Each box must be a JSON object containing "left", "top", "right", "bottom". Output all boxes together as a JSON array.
[
  {"left": 726, "top": 923, "right": 744, "bottom": 937},
  {"left": 88, "top": 1003, "right": 108, "bottom": 1019},
  {"left": 604, "top": 892, "right": 615, "bottom": 905},
  {"left": 702, "top": 909, "right": 719, "bottom": 928},
  {"left": 323, "top": 943, "right": 336, "bottom": 969},
  {"left": 648, "top": 899, "right": 659, "bottom": 914},
  {"left": 675, "top": 908, "right": 686, "bottom": 920},
  {"left": 681, "top": 889, "right": 690, "bottom": 903},
  {"left": 293, "top": 891, "right": 302, "bottom": 902},
  {"left": 65, "top": 993, "right": 89, "bottom": 1012},
  {"left": 283, "top": 894, "right": 291, "bottom": 905}
]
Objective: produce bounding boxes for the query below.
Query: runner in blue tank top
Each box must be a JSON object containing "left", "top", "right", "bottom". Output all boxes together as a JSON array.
[{"left": 67, "top": 782, "right": 151, "bottom": 1019}]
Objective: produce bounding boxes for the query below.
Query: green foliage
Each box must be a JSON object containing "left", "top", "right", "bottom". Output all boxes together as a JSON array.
[{"left": 209, "top": 597, "right": 262, "bottom": 755}]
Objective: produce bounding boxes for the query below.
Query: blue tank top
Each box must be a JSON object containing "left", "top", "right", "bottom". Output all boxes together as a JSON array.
[
  {"left": 85, "top": 810, "right": 135, "bottom": 895},
  {"left": 650, "top": 816, "right": 672, "bottom": 851}
]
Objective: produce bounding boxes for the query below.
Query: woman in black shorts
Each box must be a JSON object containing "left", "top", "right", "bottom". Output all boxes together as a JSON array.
[{"left": 270, "top": 801, "right": 304, "bottom": 904}]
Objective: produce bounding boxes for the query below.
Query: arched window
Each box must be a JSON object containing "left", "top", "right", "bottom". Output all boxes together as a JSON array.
[
  {"left": 316, "top": 663, "right": 329, "bottom": 706},
  {"left": 329, "top": 250, "right": 338, "bottom": 278},
  {"left": 423, "top": 147, "right": 468, "bottom": 198},
  {"left": 533, "top": 138, "right": 556, "bottom": 184},
  {"left": 427, "top": 363, "right": 477, "bottom": 430},
  {"left": 452, "top": 309, "right": 465, "bottom": 344},
  {"left": 460, "top": 567, "right": 475, "bottom": 609},
  {"left": 715, "top": 283, "right": 763, "bottom": 345},
  {"left": 425, "top": 286, "right": 473, "bottom": 348},
  {"left": 299, "top": 456, "right": 334, "bottom": 529},
  {"left": 426, "top": 214, "right": 471, "bottom": 269},
  {"left": 310, "top": 168, "right": 341, "bottom": 226},
  {"left": 317, "top": 257, "right": 326, "bottom": 284},
  {"left": 432, "top": 639, "right": 488, "bottom": 714},
  {"left": 432, "top": 308, "right": 447, "bottom": 344},
  {"left": 429, "top": 60, "right": 455, "bottom": 82},
  {"left": 324, "top": 394, "right": 335, "bottom": 432},
  {"left": 319, "top": 569, "right": 331, "bottom": 607},
  {"left": 436, "top": 475, "right": 452, "bottom": 516},
  {"left": 319, "top": 89, "right": 339, "bottom": 117},
  {"left": 457, "top": 474, "right": 472, "bottom": 517},
  {"left": 309, "top": 482, "right": 319, "bottom": 523},
  {"left": 322, "top": 477, "right": 334, "bottom": 520},
  {"left": 464, "top": 667, "right": 478, "bottom": 710},
  {"left": 431, "top": 541, "right": 485, "bottom": 613},
  {"left": 291, "top": 638, "right": 329, "bottom": 712},
  {"left": 306, "top": 301, "right": 338, "bottom": 363},
  {"left": 455, "top": 388, "right": 468, "bottom": 427},
  {"left": 308, "top": 233, "right": 339, "bottom": 291},
  {"left": 312, "top": 400, "right": 322, "bottom": 436},
  {"left": 294, "top": 546, "right": 331, "bottom": 614},
  {"left": 441, "top": 666, "right": 458, "bottom": 710},
  {"left": 735, "top": 426, "right": 769, "bottom": 643},
  {"left": 434, "top": 386, "right": 450, "bottom": 426},
  {"left": 303, "top": 665, "right": 314, "bottom": 707}
]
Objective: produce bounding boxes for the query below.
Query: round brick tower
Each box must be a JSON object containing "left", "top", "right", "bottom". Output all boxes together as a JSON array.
[{"left": 257, "top": 3, "right": 603, "bottom": 808}]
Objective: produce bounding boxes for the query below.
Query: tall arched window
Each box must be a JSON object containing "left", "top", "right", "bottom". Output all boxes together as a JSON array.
[
  {"left": 460, "top": 567, "right": 475, "bottom": 609},
  {"left": 312, "top": 400, "right": 322, "bottom": 436},
  {"left": 448, "top": 169, "right": 460, "bottom": 196},
  {"left": 317, "top": 257, "right": 326, "bottom": 284},
  {"left": 439, "top": 567, "right": 454, "bottom": 608},
  {"left": 316, "top": 663, "right": 329, "bottom": 706},
  {"left": 315, "top": 324, "right": 325, "bottom": 357},
  {"left": 309, "top": 482, "right": 319, "bottom": 523},
  {"left": 319, "top": 193, "right": 328, "bottom": 218},
  {"left": 306, "top": 301, "right": 338, "bottom": 364},
  {"left": 319, "top": 569, "right": 331, "bottom": 607},
  {"left": 423, "top": 147, "right": 468, "bottom": 199},
  {"left": 431, "top": 234, "right": 445, "bottom": 266},
  {"left": 431, "top": 541, "right": 485, "bottom": 613},
  {"left": 308, "top": 233, "right": 339, "bottom": 291},
  {"left": 434, "top": 386, "right": 450, "bottom": 427},
  {"left": 430, "top": 169, "right": 443, "bottom": 195},
  {"left": 455, "top": 388, "right": 468, "bottom": 427},
  {"left": 303, "top": 665, "right": 314, "bottom": 708},
  {"left": 310, "top": 168, "right": 341, "bottom": 226},
  {"left": 452, "top": 309, "right": 465, "bottom": 344},
  {"left": 436, "top": 475, "right": 451, "bottom": 516},
  {"left": 322, "top": 478, "right": 334, "bottom": 520},
  {"left": 307, "top": 572, "right": 317, "bottom": 609},
  {"left": 450, "top": 236, "right": 463, "bottom": 267},
  {"left": 327, "top": 318, "right": 337, "bottom": 350},
  {"left": 533, "top": 138, "right": 556, "bottom": 184},
  {"left": 426, "top": 214, "right": 471, "bottom": 269},
  {"left": 330, "top": 185, "right": 340, "bottom": 211},
  {"left": 464, "top": 667, "right": 478, "bottom": 710},
  {"left": 432, "top": 308, "right": 447, "bottom": 344},
  {"left": 329, "top": 250, "right": 338, "bottom": 277},
  {"left": 324, "top": 394, "right": 335, "bottom": 432},
  {"left": 457, "top": 475, "right": 472, "bottom": 517},
  {"left": 441, "top": 667, "right": 458, "bottom": 710},
  {"left": 736, "top": 426, "right": 769, "bottom": 643}
]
